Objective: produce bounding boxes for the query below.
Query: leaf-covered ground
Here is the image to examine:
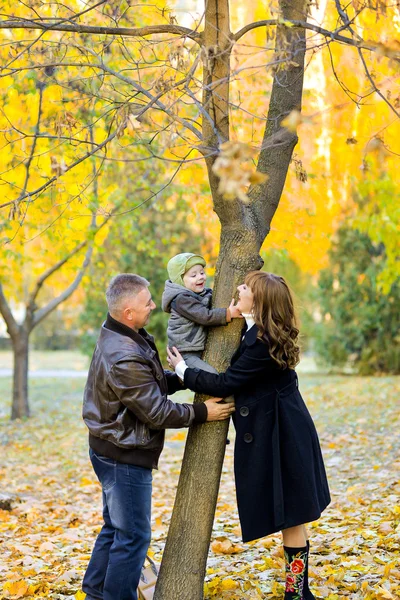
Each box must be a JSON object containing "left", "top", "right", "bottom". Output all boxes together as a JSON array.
[{"left": 0, "top": 370, "right": 399, "bottom": 600}]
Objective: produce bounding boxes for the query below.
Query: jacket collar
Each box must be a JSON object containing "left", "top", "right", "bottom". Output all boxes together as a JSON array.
[
  {"left": 243, "top": 323, "right": 259, "bottom": 347},
  {"left": 104, "top": 313, "right": 156, "bottom": 356}
]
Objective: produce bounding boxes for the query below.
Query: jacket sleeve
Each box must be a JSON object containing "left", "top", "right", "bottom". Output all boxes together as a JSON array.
[
  {"left": 108, "top": 355, "right": 197, "bottom": 429},
  {"left": 184, "top": 341, "right": 281, "bottom": 397},
  {"left": 174, "top": 294, "right": 227, "bottom": 327},
  {"left": 164, "top": 369, "right": 186, "bottom": 394}
]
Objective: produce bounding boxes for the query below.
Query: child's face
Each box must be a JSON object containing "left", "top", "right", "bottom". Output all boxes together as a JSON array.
[{"left": 183, "top": 264, "right": 206, "bottom": 293}]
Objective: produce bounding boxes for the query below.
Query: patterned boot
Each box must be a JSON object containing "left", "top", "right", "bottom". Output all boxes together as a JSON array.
[
  {"left": 283, "top": 545, "right": 308, "bottom": 600},
  {"left": 303, "top": 540, "right": 316, "bottom": 599}
]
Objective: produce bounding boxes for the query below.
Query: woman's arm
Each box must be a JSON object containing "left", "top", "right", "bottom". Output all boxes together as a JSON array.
[{"left": 169, "top": 342, "right": 279, "bottom": 398}]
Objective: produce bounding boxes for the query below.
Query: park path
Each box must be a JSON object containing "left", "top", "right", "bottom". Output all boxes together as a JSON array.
[{"left": 0, "top": 369, "right": 86, "bottom": 377}]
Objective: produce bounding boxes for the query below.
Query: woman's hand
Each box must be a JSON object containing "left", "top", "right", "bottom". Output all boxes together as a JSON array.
[
  {"left": 204, "top": 398, "right": 235, "bottom": 421},
  {"left": 228, "top": 299, "right": 243, "bottom": 319},
  {"left": 167, "top": 346, "right": 183, "bottom": 370}
]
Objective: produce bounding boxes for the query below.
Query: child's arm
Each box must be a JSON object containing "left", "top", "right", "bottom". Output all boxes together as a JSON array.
[{"left": 174, "top": 294, "right": 239, "bottom": 327}]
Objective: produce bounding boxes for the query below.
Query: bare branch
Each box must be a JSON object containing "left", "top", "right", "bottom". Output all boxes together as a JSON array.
[
  {"left": 27, "top": 240, "right": 87, "bottom": 310},
  {"left": 233, "top": 18, "right": 400, "bottom": 62},
  {"left": 0, "top": 129, "right": 118, "bottom": 211},
  {"left": 32, "top": 245, "right": 93, "bottom": 328},
  {"left": 0, "top": 282, "right": 19, "bottom": 339},
  {"left": 0, "top": 19, "right": 202, "bottom": 43},
  {"left": 31, "top": 123, "right": 102, "bottom": 328},
  {"left": 357, "top": 49, "right": 400, "bottom": 119}
]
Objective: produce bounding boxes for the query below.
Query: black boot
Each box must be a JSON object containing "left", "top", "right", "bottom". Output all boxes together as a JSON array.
[
  {"left": 283, "top": 545, "right": 308, "bottom": 600},
  {"left": 303, "top": 540, "right": 316, "bottom": 599}
]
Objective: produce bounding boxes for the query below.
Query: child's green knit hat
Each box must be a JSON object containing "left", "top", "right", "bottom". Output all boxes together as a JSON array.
[{"left": 167, "top": 253, "right": 206, "bottom": 287}]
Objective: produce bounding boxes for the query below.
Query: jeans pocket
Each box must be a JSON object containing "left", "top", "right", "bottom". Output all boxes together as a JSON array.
[{"left": 91, "top": 452, "right": 117, "bottom": 491}]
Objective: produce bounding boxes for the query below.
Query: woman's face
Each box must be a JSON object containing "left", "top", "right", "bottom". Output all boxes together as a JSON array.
[{"left": 237, "top": 282, "right": 254, "bottom": 314}]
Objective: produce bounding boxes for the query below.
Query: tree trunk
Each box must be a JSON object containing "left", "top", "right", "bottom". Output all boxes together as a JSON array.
[
  {"left": 11, "top": 329, "right": 30, "bottom": 420},
  {"left": 154, "top": 229, "right": 262, "bottom": 600},
  {"left": 155, "top": 0, "right": 308, "bottom": 597}
]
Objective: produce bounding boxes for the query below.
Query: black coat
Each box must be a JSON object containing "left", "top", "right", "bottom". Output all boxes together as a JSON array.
[{"left": 184, "top": 324, "right": 331, "bottom": 542}]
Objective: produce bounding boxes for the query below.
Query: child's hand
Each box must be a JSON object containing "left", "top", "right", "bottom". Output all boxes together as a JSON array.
[{"left": 228, "top": 299, "right": 243, "bottom": 320}]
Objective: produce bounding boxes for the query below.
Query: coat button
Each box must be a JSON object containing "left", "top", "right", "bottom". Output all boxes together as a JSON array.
[
  {"left": 239, "top": 406, "right": 249, "bottom": 417},
  {"left": 244, "top": 433, "right": 253, "bottom": 443}
]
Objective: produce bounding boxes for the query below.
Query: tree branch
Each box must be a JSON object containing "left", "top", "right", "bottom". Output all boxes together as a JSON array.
[
  {"left": 233, "top": 19, "right": 400, "bottom": 62},
  {"left": 248, "top": 5, "right": 308, "bottom": 243},
  {"left": 1, "top": 16, "right": 399, "bottom": 60},
  {"left": 31, "top": 123, "right": 102, "bottom": 328},
  {"left": 357, "top": 48, "right": 400, "bottom": 119},
  {"left": 0, "top": 129, "right": 118, "bottom": 211},
  {"left": 32, "top": 244, "right": 93, "bottom": 328},
  {"left": 26, "top": 240, "right": 87, "bottom": 310},
  {"left": 0, "top": 19, "right": 202, "bottom": 43},
  {"left": 0, "top": 282, "right": 19, "bottom": 339}
]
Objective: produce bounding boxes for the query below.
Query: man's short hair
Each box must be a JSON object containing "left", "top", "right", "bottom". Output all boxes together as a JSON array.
[{"left": 106, "top": 273, "right": 149, "bottom": 314}]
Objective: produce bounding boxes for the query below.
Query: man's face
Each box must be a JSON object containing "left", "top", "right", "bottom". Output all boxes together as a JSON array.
[{"left": 124, "top": 287, "right": 156, "bottom": 331}]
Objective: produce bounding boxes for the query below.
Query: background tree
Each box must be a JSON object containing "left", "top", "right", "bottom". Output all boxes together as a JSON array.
[
  {"left": 79, "top": 194, "right": 205, "bottom": 363},
  {"left": 315, "top": 231, "right": 399, "bottom": 374}
]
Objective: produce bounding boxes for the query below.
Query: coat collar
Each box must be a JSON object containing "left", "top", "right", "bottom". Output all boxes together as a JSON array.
[
  {"left": 243, "top": 323, "right": 259, "bottom": 347},
  {"left": 104, "top": 313, "right": 156, "bottom": 357}
]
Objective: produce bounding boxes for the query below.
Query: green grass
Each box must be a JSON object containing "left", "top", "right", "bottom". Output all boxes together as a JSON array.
[{"left": 0, "top": 350, "right": 89, "bottom": 371}]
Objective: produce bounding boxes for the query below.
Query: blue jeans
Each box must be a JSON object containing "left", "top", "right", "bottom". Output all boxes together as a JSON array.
[{"left": 82, "top": 449, "right": 152, "bottom": 600}]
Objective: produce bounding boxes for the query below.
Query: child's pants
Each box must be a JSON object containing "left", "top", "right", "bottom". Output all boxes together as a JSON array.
[{"left": 181, "top": 351, "right": 218, "bottom": 374}]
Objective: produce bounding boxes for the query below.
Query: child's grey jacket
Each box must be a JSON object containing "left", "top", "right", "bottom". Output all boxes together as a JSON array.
[{"left": 161, "top": 280, "right": 228, "bottom": 352}]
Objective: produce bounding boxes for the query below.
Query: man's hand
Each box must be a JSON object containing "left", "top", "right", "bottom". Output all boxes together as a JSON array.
[
  {"left": 228, "top": 299, "right": 243, "bottom": 319},
  {"left": 167, "top": 346, "right": 183, "bottom": 370},
  {"left": 204, "top": 398, "right": 235, "bottom": 421}
]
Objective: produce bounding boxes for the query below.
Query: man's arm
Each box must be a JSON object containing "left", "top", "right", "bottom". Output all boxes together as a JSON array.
[{"left": 108, "top": 355, "right": 207, "bottom": 429}]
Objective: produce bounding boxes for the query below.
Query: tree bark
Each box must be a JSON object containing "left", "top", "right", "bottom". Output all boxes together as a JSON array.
[{"left": 11, "top": 328, "right": 30, "bottom": 420}]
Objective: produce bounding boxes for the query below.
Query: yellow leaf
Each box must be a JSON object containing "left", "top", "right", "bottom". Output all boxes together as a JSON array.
[
  {"left": 211, "top": 537, "right": 244, "bottom": 555},
  {"left": 170, "top": 431, "right": 186, "bottom": 441},
  {"left": 75, "top": 591, "right": 86, "bottom": 600},
  {"left": 221, "top": 578, "right": 239, "bottom": 590},
  {"left": 3, "top": 580, "right": 30, "bottom": 598},
  {"left": 375, "top": 587, "right": 395, "bottom": 600},
  {"left": 378, "top": 522, "right": 393, "bottom": 535},
  {"left": 80, "top": 477, "right": 95, "bottom": 486},
  {"left": 281, "top": 110, "right": 303, "bottom": 132},
  {"left": 248, "top": 172, "right": 268, "bottom": 185}
]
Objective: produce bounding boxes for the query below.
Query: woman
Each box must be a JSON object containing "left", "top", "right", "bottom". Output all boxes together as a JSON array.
[{"left": 167, "top": 271, "right": 330, "bottom": 600}]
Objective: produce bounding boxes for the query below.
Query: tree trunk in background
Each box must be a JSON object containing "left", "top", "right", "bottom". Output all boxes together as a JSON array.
[
  {"left": 155, "top": 0, "right": 308, "bottom": 597},
  {"left": 11, "top": 329, "right": 30, "bottom": 419}
]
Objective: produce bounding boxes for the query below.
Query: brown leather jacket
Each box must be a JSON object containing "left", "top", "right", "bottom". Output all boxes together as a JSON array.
[{"left": 82, "top": 314, "right": 206, "bottom": 469}]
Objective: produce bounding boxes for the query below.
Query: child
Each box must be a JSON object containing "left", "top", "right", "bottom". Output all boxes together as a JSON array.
[{"left": 161, "top": 252, "right": 242, "bottom": 373}]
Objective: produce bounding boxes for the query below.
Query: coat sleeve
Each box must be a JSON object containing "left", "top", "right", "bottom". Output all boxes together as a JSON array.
[
  {"left": 184, "top": 341, "right": 280, "bottom": 397},
  {"left": 164, "top": 369, "right": 186, "bottom": 394},
  {"left": 108, "top": 356, "right": 195, "bottom": 429},
  {"left": 174, "top": 294, "right": 227, "bottom": 326}
]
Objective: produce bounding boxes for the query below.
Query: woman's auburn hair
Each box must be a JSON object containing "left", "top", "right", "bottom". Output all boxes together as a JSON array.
[{"left": 244, "top": 271, "right": 300, "bottom": 370}]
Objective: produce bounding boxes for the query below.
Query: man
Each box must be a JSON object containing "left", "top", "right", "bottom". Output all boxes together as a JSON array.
[{"left": 82, "top": 273, "right": 234, "bottom": 600}]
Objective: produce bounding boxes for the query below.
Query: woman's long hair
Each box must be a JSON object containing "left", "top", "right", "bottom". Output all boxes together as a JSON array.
[{"left": 244, "top": 271, "right": 300, "bottom": 369}]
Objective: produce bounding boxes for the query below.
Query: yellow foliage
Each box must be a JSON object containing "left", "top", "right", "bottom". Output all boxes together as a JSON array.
[
  {"left": 3, "top": 580, "right": 29, "bottom": 598},
  {"left": 221, "top": 578, "right": 239, "bottom": 590}
]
